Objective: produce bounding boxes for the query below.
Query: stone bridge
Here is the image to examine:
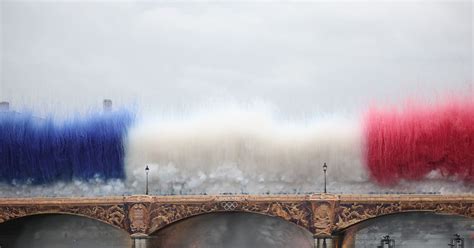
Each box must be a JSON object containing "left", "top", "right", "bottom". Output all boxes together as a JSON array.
[{"left": 0, "top": 194, "right": 473, "bottom": 247}]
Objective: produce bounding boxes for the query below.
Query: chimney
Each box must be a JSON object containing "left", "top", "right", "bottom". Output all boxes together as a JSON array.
[
  {"left": 0, "top": 101, "right": 10, "bottom": 112},
  {"left": 103, "top": 99, "right": 112, "bottom": 112}
]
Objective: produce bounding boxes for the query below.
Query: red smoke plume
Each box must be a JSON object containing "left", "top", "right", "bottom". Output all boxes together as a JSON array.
[{"left": 365, "top": 99, "right": 474, "bottom": 185}]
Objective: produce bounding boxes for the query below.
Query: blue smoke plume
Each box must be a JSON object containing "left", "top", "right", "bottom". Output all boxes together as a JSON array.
[{"left": 0, "top": 110, "right": 134, "bottom": 184}]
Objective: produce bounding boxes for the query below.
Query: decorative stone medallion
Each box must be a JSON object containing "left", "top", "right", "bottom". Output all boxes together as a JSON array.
[{"left": 128, "top": 203, "right": 149, "bottom": 234}]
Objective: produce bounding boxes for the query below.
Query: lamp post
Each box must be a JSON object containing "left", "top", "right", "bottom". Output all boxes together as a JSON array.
[
  {"left": 145, "top": 165, "right": 150, "bottom": 195},
  {"left": 323, "top": 163, "right": 327, "bottom": 194},
  {"left": 378, "top": 235, "right": 395, "bottom": 248},
  {"left": 448, "top": 234, "right": 464, "bottom": 248}
]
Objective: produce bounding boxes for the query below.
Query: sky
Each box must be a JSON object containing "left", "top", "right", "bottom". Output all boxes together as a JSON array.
[{"left": 0, "top": 0, "right": 472, "bottom": 117}]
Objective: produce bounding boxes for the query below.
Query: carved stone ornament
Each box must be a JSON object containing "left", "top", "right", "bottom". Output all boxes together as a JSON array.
[
  {"left": 0, "top": 194, "right": 472, "bottom": 236},
  {"left": 334, "top": 199, "right": 474, "bottom": 231},
  {"left": 0, "top": 204, "right": 126, "bottom": 231},
  {"left": 312, "top": 201, "right": 334, "bottom": 236},
  {"left": 335, "top": 203, "right": 401, "bottom": 229},
  {"left": 147, "top": 201, "right": 311, "bottom": 234},
  {"left": 128, "top": 203, "right": 149, "bottom": 234}
]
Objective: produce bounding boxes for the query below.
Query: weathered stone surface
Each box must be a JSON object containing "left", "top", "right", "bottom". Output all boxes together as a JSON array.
[{"left": 0, "top": 194, "right": 472, "bottom": 236}]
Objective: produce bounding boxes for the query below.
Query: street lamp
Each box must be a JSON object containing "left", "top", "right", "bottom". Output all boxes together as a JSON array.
[
  {"left": 145, "top": 165, "right": 150, "bottom": 195},
  {"left": 378, "top": 235, "right": 395, "bottom": 248},
  {"left": 323, "top": 163, "right": 328, "bottom": 194},
  {"left": 448, "top": 234, "right": 464, "bottom": 248}
]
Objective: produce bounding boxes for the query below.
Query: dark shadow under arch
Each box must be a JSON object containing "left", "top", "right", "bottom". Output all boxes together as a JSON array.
[
  {"left": 337, "top": 210, "right": 474, "bottom": 234},
  {"left": 337, "top": 211, "right": 474, "bottom": 248},
  {"left": 0, "top": 212, "right": 128, "bottom": 233},
  {"left": 149, "top": 211, "right": 314, "bottom": 248},
  {"left": 148, "top": 208, "right": 312, "bottom": 235},
  {"left": 0, "top": 213, "right": 132, "bottom": 248}
]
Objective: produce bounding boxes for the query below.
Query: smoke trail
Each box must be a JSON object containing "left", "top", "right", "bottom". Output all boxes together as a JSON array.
[
  {"left": 365, "top": 98, "right": 474, "bottom": 185},
  {"left": 0, "top": 110, "right": 133, "bottom": 184}
]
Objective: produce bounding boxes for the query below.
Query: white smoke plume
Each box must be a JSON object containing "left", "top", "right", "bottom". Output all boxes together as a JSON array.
[{"left": 126, "top": 103, "right": 366, "bottom": 194}]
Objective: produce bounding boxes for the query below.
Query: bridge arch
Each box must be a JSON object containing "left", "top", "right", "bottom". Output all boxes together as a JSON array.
[
  {"left": 149, "top": 211, "right": 315, "bottom": 248},
  {"left": 0, "top": 213, "right": 132, "bottom": 248},
  {"left": 0, "top": 204, "right": 128, "bottom": 233},
  {"left": 337, "top": 210, "right": 473, "bottom": 234},
  {"left": 333, "top": 201, "right": 474, "bottom": 233},
  {"left": 0, "top": 211, "right": 128, "bottom": 233},
  {"left": 143, "top": 201, "right": 312, "bottom": 235},
  {"left": 150, "top": 209, "right": 311, "bottom": 235},
  {"left": 335, "top": 211, "right": 474, "bottom": 248}
]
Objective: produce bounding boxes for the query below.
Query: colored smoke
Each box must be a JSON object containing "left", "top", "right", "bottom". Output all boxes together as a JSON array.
[
  {"left": 1, "top": 99, "right": 474, "bottom": 197},
  {"left": 0, "top": 110, "right": 133, "bottom": 184},
  {"left": 365, "top": 99, "right": 474, "bottom": 185},
  {"left": 125, "top": 105, "right": 367, "bottom": 194}
]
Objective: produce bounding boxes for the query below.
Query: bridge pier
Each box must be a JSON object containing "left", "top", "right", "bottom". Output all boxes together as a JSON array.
[
  {"left": 338, "top": 230, "right": 356, "bottom": 248},
  {"left": 131, "top": 234, "right": 153, "bottom": 248},
  {"left": 314, "top": 236, "right": 343, "bottom": 248}
]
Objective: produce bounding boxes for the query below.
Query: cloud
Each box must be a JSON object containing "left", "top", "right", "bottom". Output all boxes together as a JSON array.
[{"left": 0, "top": 1, "right": 472, "bottom": 116}]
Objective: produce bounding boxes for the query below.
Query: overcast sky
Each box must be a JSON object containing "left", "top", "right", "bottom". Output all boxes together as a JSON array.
[{"left": 1, "top": 0, "right": 472, "bottom": 116}]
